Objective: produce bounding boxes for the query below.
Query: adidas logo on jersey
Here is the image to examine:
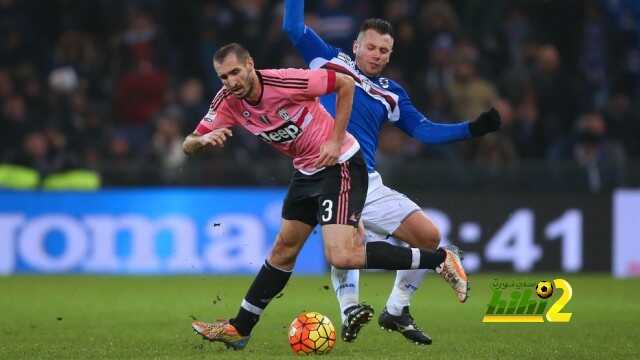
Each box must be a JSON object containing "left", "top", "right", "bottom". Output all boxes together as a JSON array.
[{"left": 258, "top": 122, "right": 302, "bottom": 143}]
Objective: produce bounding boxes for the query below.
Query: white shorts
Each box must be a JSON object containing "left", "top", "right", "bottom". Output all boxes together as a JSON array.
[{"left": 361, "top": 171, "right": 421, "bottom": 242}]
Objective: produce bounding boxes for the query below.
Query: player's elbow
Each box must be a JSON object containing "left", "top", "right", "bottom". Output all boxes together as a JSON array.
[
  {"left": 335, "top": 73, "right": 355, "bottom": 93},
  {"left": 282, "top": 19, "right": 304, "bottom": 43}
]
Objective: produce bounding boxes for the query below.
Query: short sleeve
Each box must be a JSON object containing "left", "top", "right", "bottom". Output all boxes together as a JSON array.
[
  {"left": 279, "top": 68, "right": 336, "bottom": 99},
  {"left": 194, "top": 90, "right": 236, "bottom": 135}
]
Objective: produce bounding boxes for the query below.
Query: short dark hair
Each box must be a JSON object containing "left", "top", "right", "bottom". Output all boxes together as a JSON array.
[
  {"left": 213, "top": 43, "right": 250, "bottom": 64},
  {"left": 359, "top": 18, "right": 394, "bottom": 37}
]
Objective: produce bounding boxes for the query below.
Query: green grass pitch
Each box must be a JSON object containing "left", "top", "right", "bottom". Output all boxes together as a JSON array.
[{"left": 1, "top": 273, "right": 638, "bottom": 359}]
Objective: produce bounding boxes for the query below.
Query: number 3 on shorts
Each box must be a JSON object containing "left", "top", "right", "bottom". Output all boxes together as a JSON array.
[{"left": 321, "top": 199, "right": 333, "bottom": 222}]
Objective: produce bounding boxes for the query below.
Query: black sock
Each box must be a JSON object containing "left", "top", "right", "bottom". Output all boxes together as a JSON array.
[
  {"left": 365, "top": 242, "right": 446, "bottom": 270},
  {"left": 419, "top": 248, "right": 446, "bottom": 269},
  {"left": 230, "top": 260, "right": 292, "bottom": 336}
]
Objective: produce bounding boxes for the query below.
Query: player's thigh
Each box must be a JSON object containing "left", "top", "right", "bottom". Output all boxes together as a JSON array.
[
  {"left": 273, "top": 178, "right": 319, "bottom": 268},
  {"left": 268, "top": 219, "right": 314, "bottom": 269},
  {"left": 317, "top": 153, "right": 367, "bottom": 227},
  {"left": 363, "top": 183, "right": 440, "bottom": 249},
  {"left": 392, "top": 210, "right": 441, "bottom": 250},
  {"left": 317, "top": 153, "right": 368, "bottom": 268},
  {"left": 282, "top": 172, "right": 320, "bottom": 228},
  {"left": 321, "top": 223, "right": 364, "bottom": 269},
  {"left": 362, "top": 183, "right": 421, "bottom": 237}
]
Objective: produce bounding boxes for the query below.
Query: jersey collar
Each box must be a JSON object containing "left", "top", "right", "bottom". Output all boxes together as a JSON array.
[{"left": 243, "top": 70, "right": 264, "bottom": 107}]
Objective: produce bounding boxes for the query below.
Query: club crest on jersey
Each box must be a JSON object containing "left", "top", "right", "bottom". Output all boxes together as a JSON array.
[
  {"left": 379, "top": 78, "right": 389, "bottom": 89},
  {"left": 277, "top": 107, "right": 292, "bottom": 122},
  {"left": 258, "top": 122, "right": 301, "bottom": 143}
]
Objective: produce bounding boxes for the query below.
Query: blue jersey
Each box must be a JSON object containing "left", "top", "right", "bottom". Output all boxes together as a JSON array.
[{"left": 283, "top": 0, "right": 472, "bottom": 172}]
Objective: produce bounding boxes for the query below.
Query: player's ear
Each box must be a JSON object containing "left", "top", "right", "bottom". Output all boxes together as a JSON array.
[
  {"left": 352, "top": 40, "right": 359, "bottom": 55},
  {"left": 245, "top": 56, "right": 255, "bottom": 71}
]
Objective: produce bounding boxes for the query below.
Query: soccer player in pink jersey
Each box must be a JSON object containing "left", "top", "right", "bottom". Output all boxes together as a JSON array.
[{"left": 184, "top": 43, "right": 467, "bottom": 350}]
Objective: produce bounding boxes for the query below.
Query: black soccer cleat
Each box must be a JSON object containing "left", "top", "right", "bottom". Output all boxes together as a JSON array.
[
  {"left": 378, "top": 306, "right": 432, "bottom": 345},
  {"left": 341, "top": 303, "right": 374, "bottom": 342}
]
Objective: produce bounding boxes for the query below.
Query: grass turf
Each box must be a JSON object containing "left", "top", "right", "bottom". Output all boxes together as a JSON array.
[{"left": 0, "top": 273, "right": 638, "bottom": 359}]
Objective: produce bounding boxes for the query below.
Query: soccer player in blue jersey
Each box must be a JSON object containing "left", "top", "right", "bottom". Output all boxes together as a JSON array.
[{"left": 282, "top": 0, "right": 501, "bottom": 345}]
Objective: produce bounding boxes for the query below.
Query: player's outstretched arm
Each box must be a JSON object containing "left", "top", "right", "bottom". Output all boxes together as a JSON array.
[
  {"left": 315, "top": 73, "right": 355, "bottom": 167},
  {"left": 410, "top": 107, "right": 502, "bottom": 144},
  {"left": 282, "top": 0, "right": 305, "bottom": 43},
  {"left": 282, "top": 0, "right": 338, "bottom": 65},
  {"left": 395, "top": 86, "right": 501, "bottom": 144},
  {"left": 182, "top": 128, "right": 233, "bottom": 155}
]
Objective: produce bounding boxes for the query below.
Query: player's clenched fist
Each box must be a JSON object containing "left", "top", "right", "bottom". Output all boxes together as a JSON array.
[
  {"left": 315, "top": 139, "right": 341, "bottom": 168},
  {"left": 201, "top": 128, "right": 233, "bottom": 147}
]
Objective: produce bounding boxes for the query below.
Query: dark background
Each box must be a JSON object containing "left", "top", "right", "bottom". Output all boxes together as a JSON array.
[{"left": 1, "top": 0, "right": 639, "bottom": 191}]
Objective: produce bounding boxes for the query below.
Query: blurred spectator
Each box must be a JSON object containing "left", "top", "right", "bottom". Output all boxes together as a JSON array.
[
  {"left": 114, "top": 59, "right": 168, "bottom": 144},
  {"left": 447, "top": 42, "right": 498, "bottom": 120},
  {"left": 419, "top": 0, "right": 459, "bottom": 43},
  {"left": 503, "top": 6, "right": 532, "bottom": 71},
  {"left": 102, "top": 131, "right": 142, "bottom": 186},
  {"left": 1, "top": 95, "right": 31, "bottom": 156},
  {"left": 177, "top": 78, "right": 209, "bottom": 128},
  {"left": 532, "top": 44, "right": 576, "bottom": 143},
  {"left": 604, "top": 92, "right": 640, "bottom": 156},
  {"left": 510, "top": 96, "right": 547, "bottom": 158},
  {"left": 0, "top": 69, "right": 15, "bottom": 98},
  {"left": 120, "top": 9, "right": 170, "bottom": 68},
  {"left": 9, "top": 131, "right": 67, "bottom": 177},
  {"left": 578, "top": 2, "right": 610, "bottom": 109},
  {"left": 0, "top": 0, "right": 32, "bottom": 68},
  {"left": 472, "top": 133, "right": 518, "bottom": 177},
  {"left": 550, "top": 112, "right": 626, "bottom": 192},
  {"left": 423, "top": 34, "right": 455, "bottom": 96},
  {"left": 312, "top": 0, "right": 358, "bottom": 51},
  {"left": 391, "top": 18, "right": 421, "bottom": 78},
  {"left": 152, "top": 110, "right": 187, "bottom": 183}
]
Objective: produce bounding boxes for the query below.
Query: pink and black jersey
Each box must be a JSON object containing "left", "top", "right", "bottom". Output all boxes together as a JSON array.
[{"left": 194, "top": 68, "right": 359, "bottom": 175}]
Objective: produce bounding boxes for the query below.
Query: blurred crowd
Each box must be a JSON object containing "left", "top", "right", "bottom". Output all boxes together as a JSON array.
[{"left": 1, "top": 0, "right": 639, "bottom": 191}]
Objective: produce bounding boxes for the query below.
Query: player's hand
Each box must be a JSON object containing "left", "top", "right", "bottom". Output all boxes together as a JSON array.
[
  {"left": 469, "top": 108, "right": 501, "bottom": 137},
  {"left": 200, "top": 128, "right": 232, "bottom": 147},
  {"left": 315, "top": 139, "right": 341, "bottom": 168}
]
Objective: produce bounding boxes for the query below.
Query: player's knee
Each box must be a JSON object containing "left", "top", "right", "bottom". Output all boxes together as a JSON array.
[
  {"left": 268, "top": 233, "right": 299, "bottom": 269},
  {"left": 325, "top": 252, "right": 363, "bottom": 269},
  {"left": 426, "top": 226, "right": 441, "bottom": 249},
  {"left": 413, "top": 224, "right": 441, "bottom": 250},
  {"left": 327, "top": 256, "right": 357, "bottom": 269}
]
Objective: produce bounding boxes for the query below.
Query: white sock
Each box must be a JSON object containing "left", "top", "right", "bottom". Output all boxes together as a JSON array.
[
  {"left": 385, "top": 269, "right": 429, "bottom": 316},
  {"left": 331, "top": 266, "right": 360, "bottom": 323}
]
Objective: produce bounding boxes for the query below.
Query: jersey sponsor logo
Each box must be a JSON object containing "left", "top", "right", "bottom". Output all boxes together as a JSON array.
[{"left": 258, "top": 122, "right": 302, "bottom": 143}]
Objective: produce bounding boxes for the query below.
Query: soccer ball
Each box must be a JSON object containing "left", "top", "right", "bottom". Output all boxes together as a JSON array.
[
  {"left": 288, "top": 312, "right": 336, "bottom": 355},
  {"left": 535, "top": 280, "right": 554, "bottom": 299}
]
